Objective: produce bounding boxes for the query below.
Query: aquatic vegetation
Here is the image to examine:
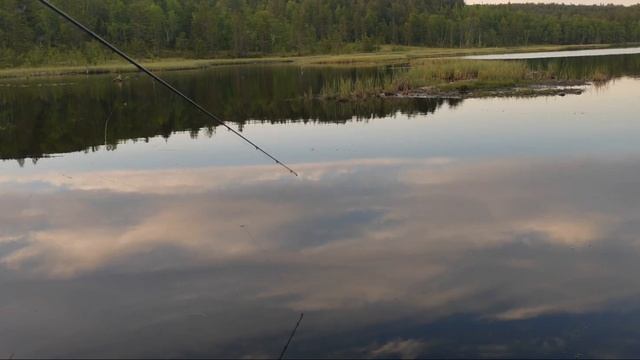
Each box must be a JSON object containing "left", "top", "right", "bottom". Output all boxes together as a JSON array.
[
  {"left": 320, "top": 77, "right": 391, "bottom": 99},
  {"left": 0, "top": 45, "right": 609, "bottom": 80},
  {"left": 319, "top": 58, "right": 626, "bottom": 100}
]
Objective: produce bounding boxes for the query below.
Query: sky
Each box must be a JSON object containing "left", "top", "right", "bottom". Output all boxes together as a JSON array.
[{"left": 467, "top": 0, "right": 638, "bottom": 4}]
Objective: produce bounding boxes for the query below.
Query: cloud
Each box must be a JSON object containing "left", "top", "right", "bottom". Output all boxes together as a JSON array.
[
  {"left": 4, "top": 156, "right": 640, "bottom": 355},
  {"left": 515, "top": 216, "right": 607, "bottom": 246},
  {"left": 369, "top": 339, "right": 430, "bottom": 359}
]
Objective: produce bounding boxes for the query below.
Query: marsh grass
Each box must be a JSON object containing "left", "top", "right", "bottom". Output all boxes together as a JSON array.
[
  {"left": 0, "top": 44, "right": 609, "bottom": 79},
  {"left": 320, "top": 58, "right": 617, "bottom": 99},
  {"left": 0, "top": 57, "right": 294, "bottom": 79},
  {"left": 320, "top": 77, "right": 391, "bottom": 99},
  {"left": 400, "top": 59, "right": 528, "bottom": 89}
]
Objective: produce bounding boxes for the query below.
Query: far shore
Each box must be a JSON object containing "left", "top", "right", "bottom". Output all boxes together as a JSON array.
[{"left": 0, "top": 44, "right": 619, "bottom": 80}]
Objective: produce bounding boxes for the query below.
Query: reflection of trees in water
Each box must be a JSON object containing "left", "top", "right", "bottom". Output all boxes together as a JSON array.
[
  {"left": 528, "top": 53, "right": 640, "bottom": 80},
  {"left": 0, "top": 66, "right": 459, "bottom": 164},
  {"left": 5, "top": 51, "right": 638, "bottom": 165},
  {"left": 237, "top": 97, "right": 458, "bottom": 129}
]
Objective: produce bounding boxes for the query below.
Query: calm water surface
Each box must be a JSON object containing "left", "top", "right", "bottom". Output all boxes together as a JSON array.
[
  {"left": 2, "top": 53, "right": 640, "bottom": 358},
  {"left": 465, "top": 46, "right": 640, "bottom": 60}
]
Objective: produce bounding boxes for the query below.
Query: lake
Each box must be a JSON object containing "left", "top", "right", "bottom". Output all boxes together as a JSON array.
[
  {"left": 2, "top": 50, "right": 640, "bottom": 358},
  {"left": 465, "top": 46, "right": 640, "bottom": 60}
]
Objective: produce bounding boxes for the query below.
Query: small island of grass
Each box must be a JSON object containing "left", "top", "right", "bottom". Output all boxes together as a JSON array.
[{"left": 318, "top": 58, "right": 618, "bottom": 101}]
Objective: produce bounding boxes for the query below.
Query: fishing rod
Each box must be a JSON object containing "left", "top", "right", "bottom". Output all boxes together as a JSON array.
[
  {"left": 279, "top": 313, "right": 304, "bottom": 360},
  {"left": 38, "top": 0, "right": 298, "bottom": 177}
]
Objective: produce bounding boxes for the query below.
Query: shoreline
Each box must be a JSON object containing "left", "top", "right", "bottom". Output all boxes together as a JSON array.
[{"left": 0, "top": 44, "right": 619, "bottom": 80}]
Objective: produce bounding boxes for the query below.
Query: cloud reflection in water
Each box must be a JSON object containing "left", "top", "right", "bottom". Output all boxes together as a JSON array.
[{"left": 2, "top": 156, "right": 640, "bottom": 357}]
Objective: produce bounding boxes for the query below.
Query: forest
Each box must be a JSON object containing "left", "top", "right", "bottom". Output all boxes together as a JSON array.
[{"left": 1, "top": 0, "right": 640, "bottom": 67}]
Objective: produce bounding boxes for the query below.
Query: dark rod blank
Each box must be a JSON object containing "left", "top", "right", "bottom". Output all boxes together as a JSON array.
[
  {"left": 38, "top": 0, "right": 298, "bottom": 177},
  {"left": 279, "top": 313, "right": 304, "bottom": 359}
]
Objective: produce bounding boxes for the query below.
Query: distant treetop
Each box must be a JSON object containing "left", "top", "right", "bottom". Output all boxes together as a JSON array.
[{"left": 1, "top": 0, "right": 639, "bottom": 66}]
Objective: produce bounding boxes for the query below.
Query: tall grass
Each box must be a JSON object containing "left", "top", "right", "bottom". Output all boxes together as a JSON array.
[
  {"left": 320, "top": 76, "right": 391, "bottom": 99},
  {"left": 320, "top": 58, "right": 616, "bottom": 99},
  {"left": 407, "top": 59, "right": 527, "bottom": 83}
]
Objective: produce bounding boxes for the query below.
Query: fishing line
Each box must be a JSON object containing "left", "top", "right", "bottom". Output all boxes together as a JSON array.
[{"left": 39, "top": 0, "right": 298, "bottom": 177}]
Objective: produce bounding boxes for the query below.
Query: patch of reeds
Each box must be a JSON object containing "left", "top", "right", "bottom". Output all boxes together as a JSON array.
[
  {"left": 320, "top": 76, "right": 393, "bottom": 99},
  {"left": 319, "top": 58, "right": 618, "bottom": 99}
]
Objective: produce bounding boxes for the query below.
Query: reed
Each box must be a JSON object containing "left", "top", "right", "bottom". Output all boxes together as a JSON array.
[
  {"left": 320, "top": 58, "right": 619, "bottom": 99},
  {"left": 401, "top": 59, "right": 527, "bottom": 86},
  {"left": 321, "top": 76, "right": 393, "bottom": 100}
]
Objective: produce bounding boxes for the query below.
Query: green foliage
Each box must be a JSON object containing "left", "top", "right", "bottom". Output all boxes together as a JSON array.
[
  {"left": 321, "top": 76, "right": 390, "bottom": 99},
  {"left": 320, "top": 55, "right": 640, "bottom": 99},
  {"left": 1, "top": 0, "right": 640, "bottom": 68},
  {"left": 405, "top": 59, "right": 528, "bottom": 84}
]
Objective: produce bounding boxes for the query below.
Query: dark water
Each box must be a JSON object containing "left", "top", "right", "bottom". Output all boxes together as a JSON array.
[
  {"left": 2, "top": 53, "right": 640, "bottom": 358},
  {"left": 0, "top": 66, "right": 455, "bottom": 162}
]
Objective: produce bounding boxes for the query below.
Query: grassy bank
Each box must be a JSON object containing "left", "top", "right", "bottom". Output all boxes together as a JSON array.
[
  {"left": 320, "top": 58, "right": 614, "bottom": 100},
  {"left": 0, "top": 44, "right": 613, "bottom": 80},
  {"left": 0, "top": 57, "right": 295, "bottom": 79}
]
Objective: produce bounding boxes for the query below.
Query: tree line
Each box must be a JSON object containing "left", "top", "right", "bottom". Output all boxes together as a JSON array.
[{"left": 1, "top": 0, "right": 640, "bottom": 67}]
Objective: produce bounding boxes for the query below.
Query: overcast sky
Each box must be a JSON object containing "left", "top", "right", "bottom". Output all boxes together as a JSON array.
[{"left": 467, "top": 0, "right": 638, "bottom": 4}]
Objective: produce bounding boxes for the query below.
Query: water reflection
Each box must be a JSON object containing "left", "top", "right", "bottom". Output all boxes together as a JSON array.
[
  {"left": 3, "top": 52, "right": 640, "bottom": 358},
  {"left": 4, "top": 50, "right": 640, "bottom": 164},
  {"left": 528, "top": 51, "right": 640, "bottom": 80},
  {"left": 0, "top": 66, "right": 458, "bottom": 162},
  {"left": 3, "top": 156, "right": 640, "bottom": 357},
  {"left": 465, "top": 46, "right": 640, "bottom": 60}
]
